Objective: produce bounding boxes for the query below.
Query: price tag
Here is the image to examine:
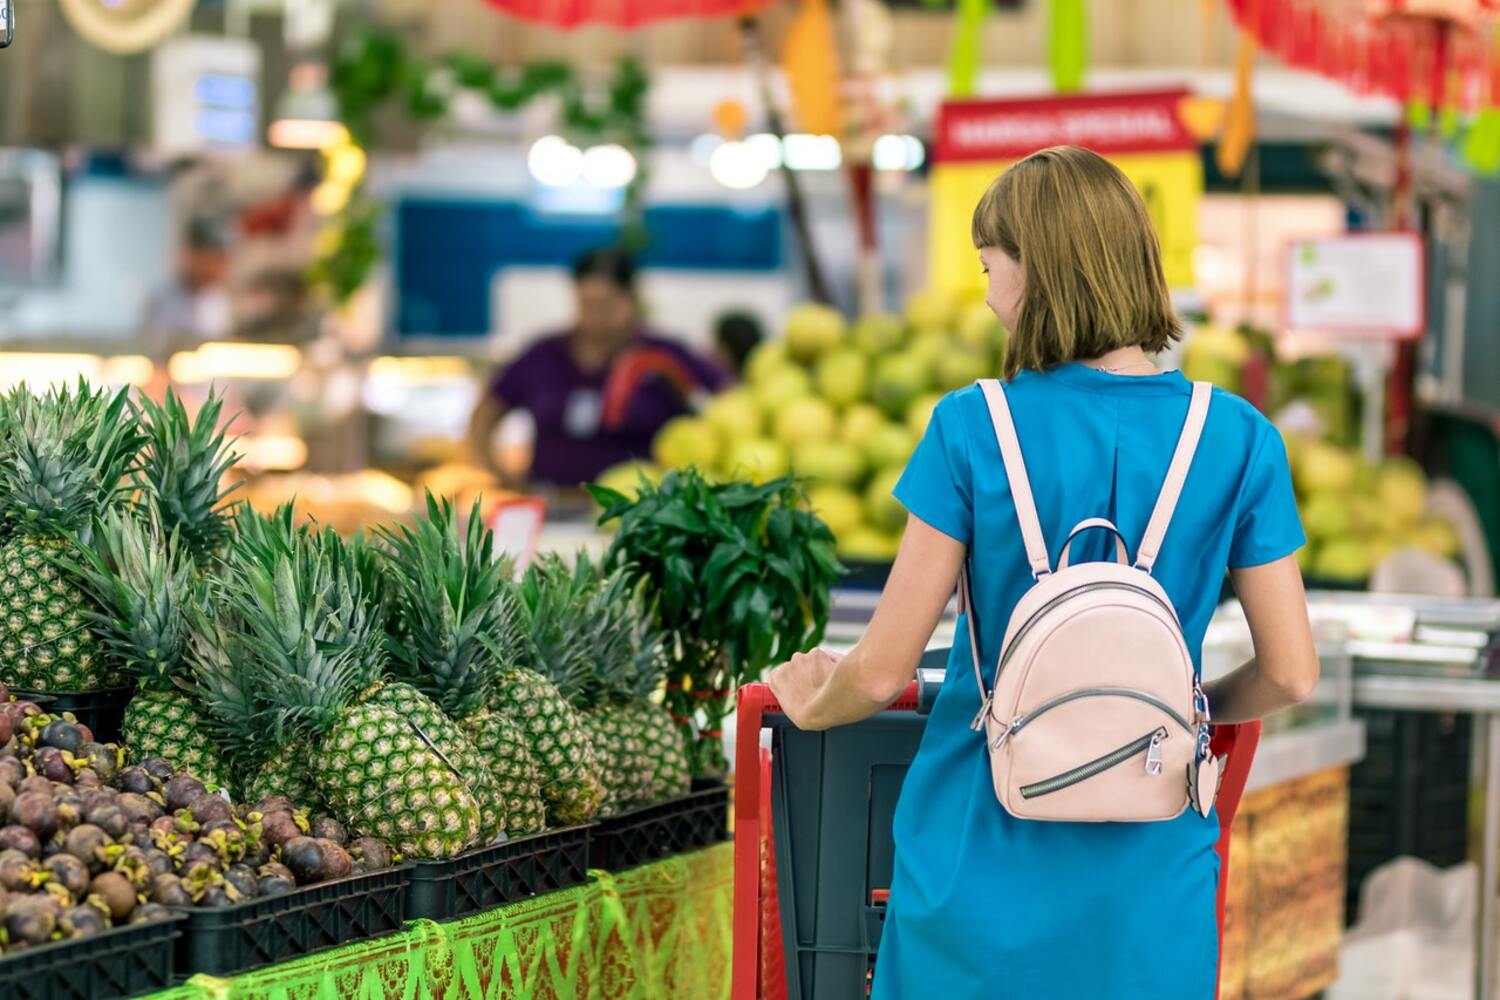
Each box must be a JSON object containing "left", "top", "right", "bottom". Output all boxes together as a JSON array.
[{"left": 487, "top": 496, "right": 547, "bottom": 573}]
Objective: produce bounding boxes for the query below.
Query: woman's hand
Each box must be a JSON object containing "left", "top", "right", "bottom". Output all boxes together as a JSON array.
[{"left": 767, "top": 648, "right": 842, "bottom": 730}]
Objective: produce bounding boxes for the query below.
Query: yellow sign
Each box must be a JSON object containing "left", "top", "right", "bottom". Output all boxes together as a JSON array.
[{"left": 929, "top": 150, "right": 1202, "bottom": 298}]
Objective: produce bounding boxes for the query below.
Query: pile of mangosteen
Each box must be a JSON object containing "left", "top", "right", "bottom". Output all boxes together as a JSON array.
[{"left": 0, "top": 683, "right": 396, "bottom": 956}]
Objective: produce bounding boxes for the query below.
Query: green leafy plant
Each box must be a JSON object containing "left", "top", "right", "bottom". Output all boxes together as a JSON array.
[{"left": 589, "top": 469, "right": 842, "bottom": 775}]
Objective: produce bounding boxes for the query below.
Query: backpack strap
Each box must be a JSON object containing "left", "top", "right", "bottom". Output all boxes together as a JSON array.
[
  {"left": 977, "top": 379, "right": 1052, "bottom": 580},
  {"left": 1134, "top": 381, "right": 1212, "bottom": 574}
]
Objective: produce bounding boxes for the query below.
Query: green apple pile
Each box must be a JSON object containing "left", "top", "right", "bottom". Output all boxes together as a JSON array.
[
  {"left": 1287, "top": 437, "right": 1461, "bottom": 583},
  {"left": 621, "top": 291, "right": 1006, "bottom": 562}
]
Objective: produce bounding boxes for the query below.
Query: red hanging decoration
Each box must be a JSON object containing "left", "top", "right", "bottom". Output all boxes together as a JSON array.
[
  {"left": 1224, "top": 0, "right": 1499, "bottom": 110},
  {"left": 482, "top": 0, "right": 777, "bottom": 30}
]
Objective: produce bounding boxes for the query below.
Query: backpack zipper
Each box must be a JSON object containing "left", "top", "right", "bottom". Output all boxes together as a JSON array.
[
  {"left": 1019, "top": 727, "right": 1169, "bottom": 799},
  {"left": 1008, "top": 687, "right": 1193, "bottom": 738},
  {"left": 973, "top": 580, "right": 1186, "bottom": 732}
]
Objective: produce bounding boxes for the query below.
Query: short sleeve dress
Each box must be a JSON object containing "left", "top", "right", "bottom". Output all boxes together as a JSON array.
[{"left": 873, "top": 363, "right": 1305, "bottom": 1000}]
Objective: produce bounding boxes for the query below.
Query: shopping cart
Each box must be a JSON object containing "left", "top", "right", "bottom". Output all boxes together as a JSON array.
[{"left": 732, "top": 660, "right": 1261, "bottom": 1000}]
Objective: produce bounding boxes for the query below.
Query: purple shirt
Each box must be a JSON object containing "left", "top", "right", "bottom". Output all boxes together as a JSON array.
[{"left": 491, "top": 330, "right": 726, "bottom": 487}]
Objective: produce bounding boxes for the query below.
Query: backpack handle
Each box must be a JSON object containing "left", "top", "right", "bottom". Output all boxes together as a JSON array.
[
  {"left": 1057, "top": 518, "right": 1131, "bottom": 571},
  {"left": 1135, "top": 381, "right": 1212, "bottom": 573},
  {"left": 978, "top": 380, "right": 1052, "bottom": 580}
]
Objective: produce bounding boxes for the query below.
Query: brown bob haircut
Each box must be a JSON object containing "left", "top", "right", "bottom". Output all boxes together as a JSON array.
[{"left": 971, "top": 145, "right": 1182, "bottom": 378}]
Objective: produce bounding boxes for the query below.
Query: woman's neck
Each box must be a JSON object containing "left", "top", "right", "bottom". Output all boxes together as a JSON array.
[{"left": 1080, "top": 346, "right": 1156, "bottom": 375}]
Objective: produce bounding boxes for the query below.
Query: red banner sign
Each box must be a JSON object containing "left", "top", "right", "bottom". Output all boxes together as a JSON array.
[{"left": 933, "top": 89, "right": 1196, "bottom": 163}]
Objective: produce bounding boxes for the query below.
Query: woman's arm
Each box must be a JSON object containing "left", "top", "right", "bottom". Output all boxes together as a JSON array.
[
  {"left": 1202, "top": 555, "right": 1320, "bottom": 724},
  {"left": 768, "top": 514, "right": 966, "bottom": 730}
]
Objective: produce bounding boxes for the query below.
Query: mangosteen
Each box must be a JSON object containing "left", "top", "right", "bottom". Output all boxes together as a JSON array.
[
  {"left": 148, "top": 815, "right": 177, "bottom": 838},
  {"left": 0, "top": 681, "right": 8, "bottom": 702},
  {"left": 349, "top": 837, "right": 393, "bottom": 872},
  {"left": 0, "top": 850, "right": 38, "bottom": 892},
  {"left": 32, "top": 747, "right": 74, "bottom": 786},
  {"left": 150, "top": 873, "right": 192, "bottom": 907},
  {"left": 118, "top": 767, "right": 155, "bottom": 796},
  {"left": 63, "top": 824, "right": 111, "bottom": 872},
  {"left": 199, "top": 883, "right": 237, "bottom": 908},
  {"left": 162, "top": 775, "right": 206, "bottom": 812},
  {"left": 118, "top": 792, "right": 161, "bottom": 824},
  {"left": 192, "top": 796, "right": 233, "bottom": 828},
  {"left": 186, "top": 839, "right": 224, "bottom": 865},
  {"left": 0, "top": 825, "right": 40, "bottom": 859},
  {"left": 86, "top": 804, "right": 129, "bottom": 841},
  {"left": 74, "top": 723, "right": 94, "bottom": 744},
  {"left": 223, "top": 864, "right": 259, "bottom": 900},
  {"left": 141, "top": 848, "right": 174, "bottom": 880},
  {"left": 0, "top": 713, "right": 11, "bottom": 748},
  {"left": 0, "top": 756, "right": 23, "bottom": 788},
  {"left": 139, "top": 757, "right": 174, "bottom": 782},
  {"left": 77, "top": 743, "right": 119, "bottom": 785},
  {"left": 10, "top": 790, "right": 59, "bottom": 842},
  {"left": 59, "top": 904, "right": 107, "bottom": 938},
  {"left": 16, "top": 776, "right": 52, "bottom": 797},
  {"left": 259, "top": 810, "right": 304, "bottom": 849},
  {"left": 73, "top": 769, "right": 102, "bottom": 789},
  {"left": 90, "top": 871, "right": 136, "bottom": 921},
  {"left": 39, "top": 719, "right": 84, "bottom": 754},
  {"left": 253, "top": 796, "right": 295, "bottom": 816},
  {"left": 283, "top": 836, "right": 352, "bottom": 885},
  {"left": 310, "top": 817, "right": 347, "bottom": 845},
  {"left": 43, "top": 853, "right": 91, "bottom": 899},
  {"left": 257, "top": 870, "right": 296, "bottom": 897},
  {"left": 4, "top": 897, "right": 56, "bottom": 945}
]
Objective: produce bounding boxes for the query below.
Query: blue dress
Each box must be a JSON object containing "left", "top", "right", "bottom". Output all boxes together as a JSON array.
[{"left": 875, "top": 363, "right": 1305, "bottom": 1000}]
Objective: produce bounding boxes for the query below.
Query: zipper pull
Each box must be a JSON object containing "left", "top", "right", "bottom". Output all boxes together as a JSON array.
[
  {"left": 970, "top": 691, "right": 995, "bottom": 732},
  {"left": 1145, "top": 729, "right": 1167, "bottom": 776}
]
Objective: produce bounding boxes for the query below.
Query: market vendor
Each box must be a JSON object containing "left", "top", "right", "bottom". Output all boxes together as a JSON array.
[{"left": 469, "top": 248, "right": 727, "bottom": 488}]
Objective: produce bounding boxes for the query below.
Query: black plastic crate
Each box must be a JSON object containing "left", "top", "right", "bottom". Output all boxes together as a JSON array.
[
  {"left": 590, "top": 780, "right": 730, "bottom": 872},
  {"left": 407, "top": 825, "right": 593, "bottom": 922},
  {"left": 1346, "top": 707, "right": 1472, "bottom": 921},
  {"left": 173, "top": 863, "right": 411, "bottom": 978},
  {"left": 0, "top": 914, "right": 184, "bottom": 1000},
  {"left": 12, "top": 686, "right": 133, "bottom": 744}
]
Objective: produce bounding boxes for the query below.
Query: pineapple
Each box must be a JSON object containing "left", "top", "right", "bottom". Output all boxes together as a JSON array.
[
  {"left": 193, "top": 508, "right": 482, "bottom": 858},
  {"left": 0, "top": 381, "right": 145, "bottom": 691},
  {"left": 380, "top": 495, "right": 545, "bottom": 841},
  {"left": 62, "top": 509, "right": 229, "bottom": 787},
  {"left": 488, "top": 555, "right": 606, "bottom": 827},
  {"left": 133, "top": 388, "right": 239, "bottom": 569}
]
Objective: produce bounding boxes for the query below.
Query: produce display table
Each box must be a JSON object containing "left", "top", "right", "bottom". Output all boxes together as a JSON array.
[{"left": 137, "top": 843, "right": 733, "bottom": 1000}]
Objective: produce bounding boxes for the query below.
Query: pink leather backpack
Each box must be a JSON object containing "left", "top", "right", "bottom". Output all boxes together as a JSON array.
[{"left": 961, "top": 378, "right": 1224, "bottom": 822}]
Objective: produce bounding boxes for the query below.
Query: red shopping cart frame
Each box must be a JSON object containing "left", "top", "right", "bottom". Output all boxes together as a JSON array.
[{"left": 732, "top": 681, "right": 1260, "bottom": 1000}]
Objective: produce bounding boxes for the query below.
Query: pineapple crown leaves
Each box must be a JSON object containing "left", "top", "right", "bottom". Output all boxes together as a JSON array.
[
  {"left": 0, "top": 380, "right": 146, "bottom": 540},
  {"left": 56, "top": 507, "right": 198, "bottom": 692},
  {"left": 134, "top": 388, "right": 241, "bottom": 567},
  {"left": 512, "top": 551, "right": 662, "bottom": 709},
  {"left": 378, "top": 494, "right": 514, "bottom": 720},
  {"left": 181, "top": 598, "right": 265, "bottom": 773},
  {"left": 205, "top": 510, "right": 386, "bottom": 749}
]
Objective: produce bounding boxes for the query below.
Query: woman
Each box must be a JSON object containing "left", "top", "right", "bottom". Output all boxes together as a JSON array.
[
  {"left": 768, "top": 146, "right": 1319, "bottom": 999},
  {"left": 469, "top": 248, "right": 726, "bottom": 488}
]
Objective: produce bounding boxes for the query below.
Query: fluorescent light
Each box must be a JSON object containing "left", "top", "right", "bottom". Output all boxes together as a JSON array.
[
  {"left": 169, "top": 343, "right": 302, "bottom": 383},
  {"left": 368, "top": 356, "right": 472, "bottom": 380},
  {"left": 100, "top": 356, "right": 156, "bottom": 386},
  {"left": 873, "top": 133, "right": 926, "bottom": 171},
  {"left": 690, "top": 133, "right": 723, "bottom": 167},
  {"left": 528, "top": 135, "right": 583, "bottom": 187},
  {"left": 709, "top": 140, "right": 769, "bottom": 190},
  {"left": 239, "top": 434, "right": 308, "bottom": 472},
  {"left": 581, "top": 144, "right": 637, "bottom": 189},
  {"left": 744, "top": 133, "right": 784, "bottom": 170},
  {"left": 0, "top": 353, "right": 103, "bottom": 389},
  {"left": 782, "top": 134, "right": 842, "bottom": 171}
]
